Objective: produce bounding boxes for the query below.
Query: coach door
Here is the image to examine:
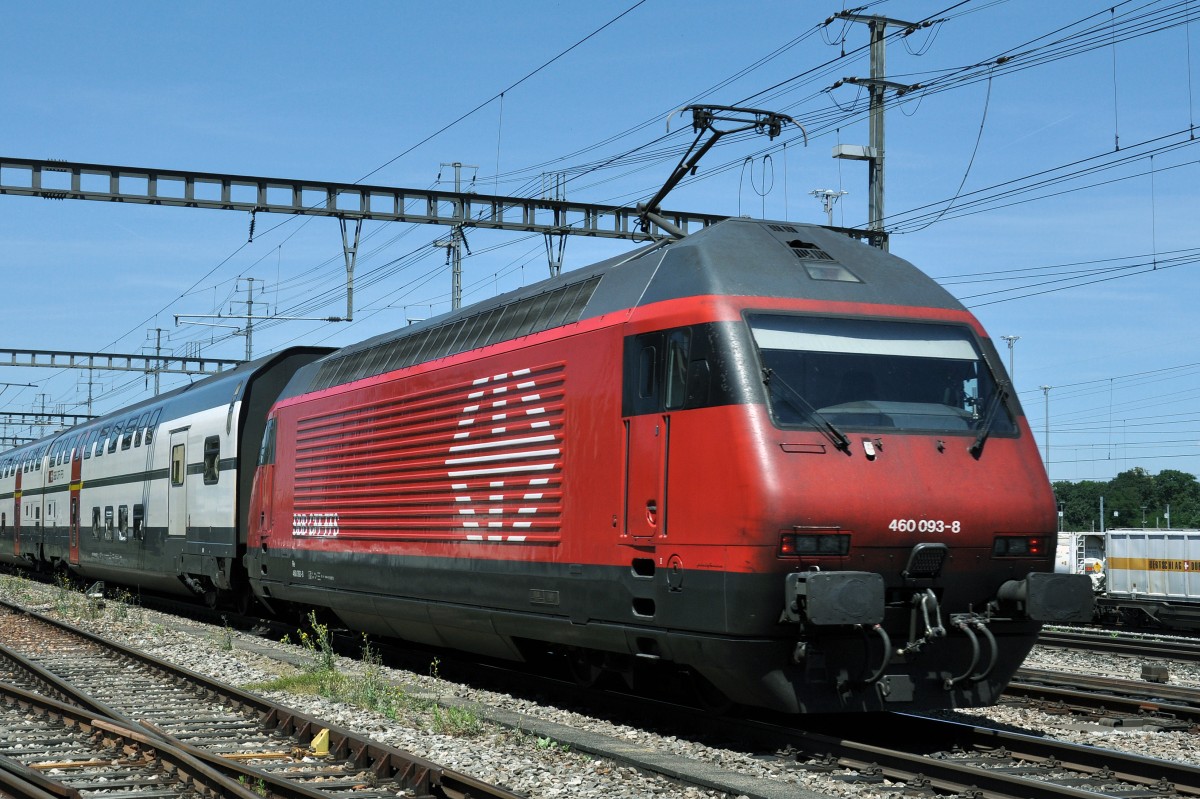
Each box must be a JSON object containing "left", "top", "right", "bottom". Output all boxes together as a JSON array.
[
  {"left": 12, "top": 469, "right": 22, "bottom": 557},
  {"left": 68, "top": 444, "right": 82, "bottom": 564},
  {"left": 168, "top": 430, "right": 188, "bottom": 538}
]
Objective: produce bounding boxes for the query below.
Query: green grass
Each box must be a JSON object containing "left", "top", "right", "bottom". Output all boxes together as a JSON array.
[{"left": 243, "top": 629, "right": 485, "bottom": 737}]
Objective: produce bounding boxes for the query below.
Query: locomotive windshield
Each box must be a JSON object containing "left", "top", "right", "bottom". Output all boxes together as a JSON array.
[{"left": 748, "top": 314, "right": 1016, "bottom": 436}]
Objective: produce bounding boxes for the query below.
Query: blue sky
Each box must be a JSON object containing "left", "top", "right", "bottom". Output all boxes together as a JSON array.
[{"left": 1, "top": 0, "right": 1197, "bottom": 483}]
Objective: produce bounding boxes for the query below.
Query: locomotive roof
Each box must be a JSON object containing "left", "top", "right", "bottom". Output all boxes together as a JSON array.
[{"left": 285, "top": 219, "right": 967, "bottom": 397}]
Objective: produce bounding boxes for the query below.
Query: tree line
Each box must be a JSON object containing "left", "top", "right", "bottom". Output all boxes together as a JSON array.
[{"left": 1053, "top": 468, "right": 1200, "bottom": 532}]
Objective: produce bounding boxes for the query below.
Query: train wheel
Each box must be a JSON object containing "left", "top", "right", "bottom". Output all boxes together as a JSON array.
[
  {"left": 566, "top": 650, "right": 605, "bottom": 688},
  {"left": 232, "top": 587, "right": 254, "bottom": 616},
  {"left": 686, "top": 670, "right": 734, "bottom": 715},
  {"left": 218, "top": 586, "right": 254, "bottom": 616}
]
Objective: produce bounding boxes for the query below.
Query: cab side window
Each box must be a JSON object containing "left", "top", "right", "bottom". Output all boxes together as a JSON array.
[
  {"left": 258, "top": 418, "right": 277, "bottom": 466},
  {"left": 664, "top": 329, "right": 692, "bottom": 411},
  {"left": 622, "top": 323, "right": 735, "bottom": 416}
]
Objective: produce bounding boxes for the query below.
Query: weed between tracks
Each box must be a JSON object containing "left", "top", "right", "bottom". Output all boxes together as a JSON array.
[
  {"left": 248, "top": 611, "right": 485, "bottom": 738},
  {"left": 0, "top": 576, "right": 490, "bottom": 741},
  {"left": 0, "top": 572, "right": 148, "bottom": 628}
]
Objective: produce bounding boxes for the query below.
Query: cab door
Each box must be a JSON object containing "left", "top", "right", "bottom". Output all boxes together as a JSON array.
[
  {"left": 254, "top": 417, "right": 277, "bottom": 547},
  {"left": 622, "top": 329, "right": 691, "bottom": 539},
  {"left": 625, "top": 413, "right": 666, "bottom": 538}
]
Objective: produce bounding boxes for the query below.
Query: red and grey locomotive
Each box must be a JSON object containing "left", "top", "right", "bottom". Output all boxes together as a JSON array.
[{"left": 0, "top": 218, "right": 1093, "bottom": 714}]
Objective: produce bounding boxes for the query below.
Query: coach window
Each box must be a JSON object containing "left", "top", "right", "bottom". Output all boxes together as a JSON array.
[
  {"left": 171, "top": 444, "right": 185, "bottom": 487},
  {"left": 1, "top": 513, "right": 5, "bottom": 530},
  {"left": 133, "top": 504, "right": 144, "bottom": 538},
  {"left": 203, "top": 436, "right": 220, "bottom": 484},
  {"left": 121, "top": 416, "right": 137, "bottom": 450},
  {"left": 144, "top": 409, "right": 161, "bottom": 446},
  {"left": 91, "top": 507, "right": 101, "bottom": 537},
  {"left": 108, "top": 421, "right": 123, "bottom": 454},
  {"left": 117, "top": 505, "right": 129, "bottom": 540},
  {"left": 96, "top": 426, "right": 110, "bottom": 458},
  {"left": 133, "top": 411, "right": 151, "bottom": 447},
  {"left": 104, "top": 506, "right": 114, "bottom": 540}
]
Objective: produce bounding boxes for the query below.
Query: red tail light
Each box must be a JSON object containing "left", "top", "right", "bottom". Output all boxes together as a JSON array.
[
  {"left": 778, "top": 532, "right": 850, "bottom": 558},
  {"left": 993, "top": 536, "right": 1048, "bottom": 557}
]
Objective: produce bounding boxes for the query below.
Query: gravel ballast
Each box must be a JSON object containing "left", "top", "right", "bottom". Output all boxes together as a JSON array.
[{"left": 2, "top": 577, "right": 1198, "bottom": 799}]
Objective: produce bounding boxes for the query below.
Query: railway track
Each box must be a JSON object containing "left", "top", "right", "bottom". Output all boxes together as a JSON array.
[
  {"left": 780, "top": 711, "right": 1200, "bottom": 799},
  {"left": 3, "top": 580, "right": 1200, "bottom": 799},
  {"left": 353, "top": 635, "right": 1200, "bottom": 799},
  {"left": 0, "top": 599, "right": 520, "bottom": 799},
  {"left": 0, "top": 679, "right": 267, "bottom": 799},
  {"left": 1038, "top": 627, "right": 1200, "bottom": 663},
  {"left": 1007, "top": 666, "right": 1200, "bottom": 728}
]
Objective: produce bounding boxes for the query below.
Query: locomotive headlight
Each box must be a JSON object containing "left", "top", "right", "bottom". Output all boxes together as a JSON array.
[
  {"left": 992, "top": 536, "right": 1047, "bottom": 557},
  {"left": 779, "top": 531, "right": 850, "bottom": 557}
]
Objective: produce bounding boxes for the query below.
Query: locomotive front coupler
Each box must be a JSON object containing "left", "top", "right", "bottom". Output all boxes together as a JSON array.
[
  {"left": 943, "top": 612, "right": 999, "bottom": 689},
  {"left": 901, "top": 588, "right": 946, "bottom": 656}
]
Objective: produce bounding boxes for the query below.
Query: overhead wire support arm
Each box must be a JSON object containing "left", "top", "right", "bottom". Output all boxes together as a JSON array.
[
  {"left": 638, "top": 105, "right": 804, "bottom": 238},
  {"left": 0, "top": 156, "right": 726, "bottom": 241},
  {"left": 0, "top": 348, "right": 241, "bottom": 375},
  {"left": 832, "top": 76, "right": 922, "bottom": 96}
]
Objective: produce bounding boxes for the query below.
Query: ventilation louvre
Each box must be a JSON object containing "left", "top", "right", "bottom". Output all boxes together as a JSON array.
[
  {"left": 786, "top": 239, "right": 835, "bottom": 262},
  {"left": 312, "top": 275, "right": 601, "bottom": 391}
]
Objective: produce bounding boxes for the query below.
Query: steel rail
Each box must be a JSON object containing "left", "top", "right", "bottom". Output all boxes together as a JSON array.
[
  {"left": 790, "top": 712, "right": 1200, "bottom": 799},
  {"left": 0, "top": 679, "right": 264, "bottom": 799},
  {"left": 1010, "top": 666, "right": 1200, "bottom": 725},
  {"left": 0, "top": 600, "right": 521, "bottom": 799},
  {"left": 1038, "top": 629, "right": 1200, "bottom": 663}
]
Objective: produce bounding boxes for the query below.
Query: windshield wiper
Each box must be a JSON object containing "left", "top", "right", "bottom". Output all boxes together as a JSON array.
[
  {"left": 968, "top": 382, "right": 1009, "bottom": 458},
  {"left": 762, "top": 368, "right": 851, "bottom": 453}
]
